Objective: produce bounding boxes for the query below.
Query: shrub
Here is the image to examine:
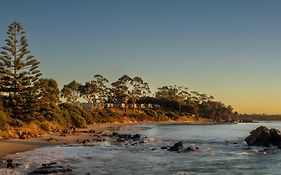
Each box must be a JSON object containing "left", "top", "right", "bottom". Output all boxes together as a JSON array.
[
  {"left": 39, "top": 122, "right": 50, "bottom": 131},
  {"left": 130, "top": 113, "right": 146, "bottom": 121},
  {"left": 0, "top": 111, "right": 8, "bottom": 130},
  {"left": 165, "top": 111, "right": 179, "bottom": 119},
  {"left": 71, "top": 114, "right": 87, "bottom": 128},
  {"left": 9, "top": 118, "right": 23, "bottom": 127},
  {"left": 144, "top": 109, "right": 158, "bottom": 118}
]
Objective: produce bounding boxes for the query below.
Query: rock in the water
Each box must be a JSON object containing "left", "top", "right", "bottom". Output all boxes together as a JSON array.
[
  {"left": 245, "top": 126, "right": 281, "bottom": 147},
  {"left": 168, "top": 142, "right": 184, "bottom": 152},
  {"left": 183, "top": 145, "right": 198, "bottom": 152},
  {"left": 269, "top": 129, "right": 281, "bottom": 146},
  {"left": 6, "top": 159, "right": 14, "bottom": 168},
  {"left": 132, "top": 134, "right": 141, "bottom": 141},
  {"left": 28, "top": 163, "right": 72, "bottom": 175}
]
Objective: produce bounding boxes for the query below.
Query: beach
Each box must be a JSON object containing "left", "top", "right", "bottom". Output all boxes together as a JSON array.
[
  {"left": 0, "top": 120, "right": 215, "bottom": 157},
  {"left": 0, "top": 123, "right": 122, "bottom": 157}
]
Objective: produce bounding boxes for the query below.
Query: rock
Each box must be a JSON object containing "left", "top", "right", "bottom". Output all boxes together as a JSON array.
[
  {"left": 112, "top": 132, "right": 119, "bottom": 137},
  {"left": 168, "top": 142, "right": 184, "bottom": 152},
  {"left": 245, "top": 126, "right": 281, "bottom": 147},
  {"left": 89, "top": 130, "right": 95, "bottom": 133},
  {"left": 81, "top": 139, "right": 90, "bottom": 144},
  {"left": 269, "top": 129, "right": 281, "bottom": 146},
  {"left": 28, "top": 163, "right": 72, "bottom": 175},
  {"left": 132, "top": 134, "right": 141, "bottom": 141},
  {"left": 183, "top": 145, "right": 198, "bottom": 152},
  {"left": 96, "top": 131, "right": 103, "bottom": 135},
  {"left": 245, "top": 126, "right": 271, "bottom": 147},
  {"left": 6, "top": 159, "right": 14, "bottom": 168},
  {"left": 116, "top": 137, "right": 125, "bottom": 142},
  {"left": 47, "top": 138, "right": 58, "bottom": 143},
  {"left": 160, "top": 146, "right": 169, "bottom": 150}
]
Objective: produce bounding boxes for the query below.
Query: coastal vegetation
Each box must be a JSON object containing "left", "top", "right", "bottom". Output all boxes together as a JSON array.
[{"left": 0, "top": 21, "right": 237, "bottom": 139}]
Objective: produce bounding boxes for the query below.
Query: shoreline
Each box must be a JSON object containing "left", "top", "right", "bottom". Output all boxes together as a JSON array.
[{"left": 0, "top": 120, "right": 234, "bottom": 158}]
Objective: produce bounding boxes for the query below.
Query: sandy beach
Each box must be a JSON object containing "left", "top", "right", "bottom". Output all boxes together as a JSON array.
[{"left": 0, "top": 123, "right": 127, "bottom": 157}]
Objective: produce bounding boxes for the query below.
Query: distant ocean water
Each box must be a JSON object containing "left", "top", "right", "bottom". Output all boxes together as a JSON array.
[{"left": 2, "top": 122, "right": 281, "bottom": 175}]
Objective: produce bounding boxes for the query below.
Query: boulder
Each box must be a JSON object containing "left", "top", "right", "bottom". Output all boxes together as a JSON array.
[
  {"left": 168, "top": 142, "right": 184, "bottom": 152},
  {"left": 245, "top": 126, "right": 281, "bottom": 147},
  {"left": 269, "top": 129, "right": 281, "bottom": 146}
]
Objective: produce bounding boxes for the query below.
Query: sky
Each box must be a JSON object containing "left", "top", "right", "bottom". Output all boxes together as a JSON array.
[{"left": 1, "top": 0, "right": 281, "bottom": 114}]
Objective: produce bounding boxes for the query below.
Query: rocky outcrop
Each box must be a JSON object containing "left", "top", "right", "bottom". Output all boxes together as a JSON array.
[{"left": 245, "top": 126, "right": 281, "bottom": 147}]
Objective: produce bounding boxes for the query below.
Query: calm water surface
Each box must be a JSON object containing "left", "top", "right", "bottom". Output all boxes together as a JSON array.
[{"left": 2, "top": 122, "right": 281, "bottom": 175}]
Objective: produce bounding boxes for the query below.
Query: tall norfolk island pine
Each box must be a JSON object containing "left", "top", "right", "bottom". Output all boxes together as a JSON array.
[{"left": 0, "top": 21, "right": 42, "bottom": 120}]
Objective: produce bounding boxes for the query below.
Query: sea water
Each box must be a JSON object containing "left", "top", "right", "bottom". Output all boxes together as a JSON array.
[{"left": 2, "top": 122, "right": 281, "bottom": 175}]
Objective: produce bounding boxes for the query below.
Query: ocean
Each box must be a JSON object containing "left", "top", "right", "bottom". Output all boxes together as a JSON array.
[{"left": 2, "top": 122, "right": 281, "bottom": 175}]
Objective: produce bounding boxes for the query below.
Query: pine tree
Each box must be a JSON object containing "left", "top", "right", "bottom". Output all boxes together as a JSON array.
[{"left": 0, "top": 21, "right": 42, "bottom": 120}]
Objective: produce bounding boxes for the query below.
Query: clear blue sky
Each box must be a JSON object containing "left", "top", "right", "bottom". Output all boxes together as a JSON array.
[{"left": 1, "top": 0, "right": 281, "bottom": 114}]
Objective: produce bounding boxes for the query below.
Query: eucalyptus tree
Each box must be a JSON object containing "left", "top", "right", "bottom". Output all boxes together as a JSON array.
[
  {"left": 61, "top": 80, "right": 81, "bottom": 103},
  {"left": 79, "top": 81, "right": 97, "bottom": 103},
  {"left": 0, "top": 21, "right": 42, "bottom": 119},
  {"left": 92, "top": 74, "right": 109, "bottom": 103},
  {"left": 111, "top": 75, "right": 132, "bottom": 110}
]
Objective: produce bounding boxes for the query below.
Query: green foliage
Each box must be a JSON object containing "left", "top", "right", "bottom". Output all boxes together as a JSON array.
[
  {"left": 61, "top": 81, "right": 81, "bottom": 103},
  {"left": 9, "top": 118, "right": 24, "bottom": 127},
  {"left": 39, "top": 122, "right": 50, "bottom": 131},
  {"left": 71, "top": 114, "right": 87, "bottom": 128},
  {"left": 36, "top": 78, "right": 60, "bottom": 105},
  {"left": 165, "top": 111, "right": 178, "bottom": 118},
  {"left": 144, "top": 108, "right": 158, "bottom": 118},
  {"left": 92, "top": 112, "right": 111, "bottom": 123},
  {"left": 59, "top": 103, "right": 92, "bottom": 127},
  {"left": 129, "top": 113, "right": 146, "bottom": 121}
]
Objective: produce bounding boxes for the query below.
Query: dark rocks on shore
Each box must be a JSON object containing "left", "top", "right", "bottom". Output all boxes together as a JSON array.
[
  {"left": 6, "top": 159, "right": 14, "bottom": 168},
  {"left": 168, "top": 142, "right": 184, "bottom": 152},
  {"left": 167, "top": 142, "right": 199, "bottom": 153},
  {"left": 47, "top": 138, "right": 58, "bottom": 143},
  {"left": 183, "top": 145, "right": 199, "bottom": 152},
  {"left": 28, "top": 163, "right": 72, "bottom": 175},
  {"left": 245, "top": 126, "right": 281, "bottom": 147},
  {"left": 111, "top": 132, "right": 145, "bottom": 145},
  {"left": 160, "top": 146, "right": 169, "bottom": 150},
  {"left": 18, "top": 131, "right": 32, "bottom": 139}
]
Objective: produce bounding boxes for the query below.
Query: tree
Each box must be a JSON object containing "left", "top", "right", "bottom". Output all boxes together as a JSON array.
[
  {"left": 61, "top": 81, "right": 81, "bottom": 103},
  {"left": 0, "top": 21, "right": 42, "bottom": 119},
  {"left": 36, "top": 78, "right": 60, "bottom": 105},
  {"left": 111, "top": 75, "right": 132, "bottom": 112},
  {"left": 130, "top": 76, "right": 150, "bottom": 108},
  {"left": 79, "top": 81, "right": 97, "bottom": 103},
  {"left": 92, "top": 74, "right": 109, "bottom": 103}
]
